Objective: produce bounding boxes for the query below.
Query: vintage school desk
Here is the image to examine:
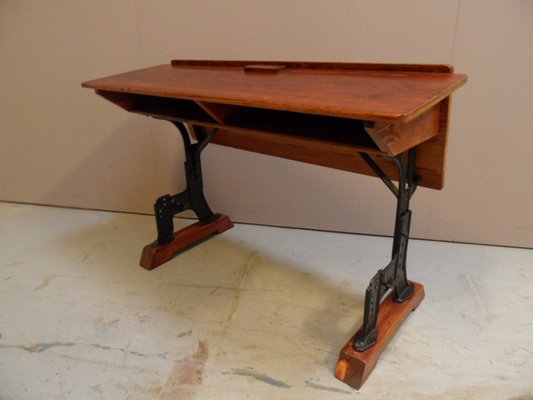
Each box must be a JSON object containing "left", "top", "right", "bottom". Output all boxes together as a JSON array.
[{"left": 82, "top": 60, "right": 466, "bottom": 389}]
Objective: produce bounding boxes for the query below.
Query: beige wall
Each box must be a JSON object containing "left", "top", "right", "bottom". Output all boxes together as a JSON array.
[{"left": 1, "top": 1, "right": 532, "bottom": 248}]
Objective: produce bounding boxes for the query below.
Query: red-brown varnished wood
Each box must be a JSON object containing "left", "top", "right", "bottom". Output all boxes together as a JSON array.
[
  {"left": 85, "top": 61, "right": 466, "bottom": 190},
  {"left": 96, "top": 94, "right": 446, "bottom": 190},
  {"left": 211, "top": 127, "right": 396, "bottom": 178},
  {"left": 413, "top": 98, "right": 451, "bottom": 189},
  {"left": 83, "top": 62, "right": 466, "bottom": 123},
  {"left": 139, "top": 214, "right": 233, "bottom": 271},
  {"left": 243, "top": 64, "right": 287, "bottom": 74},
  {"left": 93, "top": 89, "right": 447, "bottom": 189},
  {"left": 82, "top": 62, "right": 463, "bottom": 390},
  {"left": 195, "top": 101, "right": 234, "bottom": 123},
  {"left": 170, "top": 59, "right": 455, "bottom": 73},
  {"left": 365, "top": 105, "right": 441, "bottom": 156},
  {"left": 335, "top": 282, "right": 425, "bottom": 389}
]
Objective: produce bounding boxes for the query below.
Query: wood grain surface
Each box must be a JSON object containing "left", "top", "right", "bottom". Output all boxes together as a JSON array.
[{"left": 83, "top": 61, "right": 466, "bottom": 122}]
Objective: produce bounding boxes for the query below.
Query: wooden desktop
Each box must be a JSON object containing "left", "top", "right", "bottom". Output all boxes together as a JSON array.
[{"left": 82, "top": 60, "right": 466, "bottom": 389}]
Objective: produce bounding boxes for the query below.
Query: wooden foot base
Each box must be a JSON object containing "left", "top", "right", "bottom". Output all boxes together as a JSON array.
[
  {"left": 139, "top": 214, "right": 233, "bottom": 271},
  {"left": 335, "top": 282, "right": 425, "bottom": 389}
]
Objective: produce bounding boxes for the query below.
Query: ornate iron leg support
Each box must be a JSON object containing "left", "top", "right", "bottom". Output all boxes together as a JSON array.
[
  {"left": 154, "top": 123, "right": 219, "bottom": 245},
  {"left": 336, "top": 149, "right": 425, "bottom": 389},
  {"left": 140, "top": 123, "right": 233, "bottom": 270},
  {"left": 354, "top": 149, "right": 418, "bottom": 351}
]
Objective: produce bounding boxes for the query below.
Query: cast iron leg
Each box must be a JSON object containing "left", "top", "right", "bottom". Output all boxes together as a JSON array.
[
  {"left": 140, "top": 123, "right": 233, "bottom": 270},
  {"left": 154, "top": 122, "right": 219, "bottom": 246},
  {"left": 354, "top": 150, "right": 418, "bottom": 351}
]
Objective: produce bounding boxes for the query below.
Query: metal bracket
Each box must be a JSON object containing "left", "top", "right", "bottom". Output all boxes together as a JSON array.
[
  {"left": 154, "top": 123, "right": 219, "bottom": 246},
  {"left": 354, "top": 149, "right": 420, "bottom": 351}
]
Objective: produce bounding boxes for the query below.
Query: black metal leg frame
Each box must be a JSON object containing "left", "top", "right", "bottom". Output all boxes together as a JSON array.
[
  {"left": 139, "top": 122, "right": 232, "bottom": 271},
  {"left": 354, "top": 149, "right": 419, "bottom": 351},
  {"left": 153, "top": 123, "right": 220, "bottom": 246},
  {"left": 150, "top": 122, "right": 419, "bottom": 353}
]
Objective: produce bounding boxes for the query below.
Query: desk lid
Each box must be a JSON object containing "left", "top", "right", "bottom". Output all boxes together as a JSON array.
[{"left": 82, "top": 60, "right": 466, "bottom": 123}]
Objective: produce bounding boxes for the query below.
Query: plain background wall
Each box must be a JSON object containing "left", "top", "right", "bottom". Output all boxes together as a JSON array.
[{"left": 1, "top": 0, "right": 532, "bottom": 248}]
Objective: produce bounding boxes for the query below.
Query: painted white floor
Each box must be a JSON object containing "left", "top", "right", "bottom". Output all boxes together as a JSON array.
[{"left": 0, "top": 202, "right": 531, "bottom": 400}]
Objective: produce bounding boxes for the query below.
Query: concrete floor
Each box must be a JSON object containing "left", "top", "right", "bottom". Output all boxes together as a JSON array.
[{"left": 0, "top": 202, "right": 531, "bottom": 400}]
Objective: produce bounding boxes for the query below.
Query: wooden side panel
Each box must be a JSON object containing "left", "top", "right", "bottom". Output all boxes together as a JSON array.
[
  {"left": 195, "top": 101, "right": 235, "bottom": 123},
  {"left": 414, "top": 98, "right": 450, "bottom": 190},
  {"left": 210, "top": 127, "right": 406, "bottom": 186},
  {"left": 365, "top": 105, "right": 441, "bottom": 156},
  {"left": 210, "top": 125, "right": 446, "bottom": 190}
]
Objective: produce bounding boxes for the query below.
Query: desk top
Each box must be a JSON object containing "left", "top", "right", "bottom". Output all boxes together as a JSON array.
[
  {"left": 82, "top": 60, "right": 466, "bottom": 123},
  {"left": 82, "top": 60, "right": 467, "bottom": 190}
]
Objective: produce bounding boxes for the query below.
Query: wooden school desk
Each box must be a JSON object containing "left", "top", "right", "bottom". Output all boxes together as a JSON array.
[{"left": 82, "top": 60, "right": 466, "bottom": 389}]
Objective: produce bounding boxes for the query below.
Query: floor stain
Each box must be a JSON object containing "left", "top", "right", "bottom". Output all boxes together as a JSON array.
[
  {"left": 220, "top": 251, "right": 258, "bottom": 338},
  {"left": 132, "top": 382, "right": 163, "bottom": 396},
  {"left": 10, "top": 341, "right": 77, "bottom": 353},
  {"left": 304, "top": 379, "right": 352, "bottom": 394},
  {"left": 33, "top": 276, "right": 53, "bottom": 291},
  {"left": 180, "top": 340, "right": 209, "bottom": 385},
  {"left": 161, "top": 281, "right": 280, "bottom": 294},
  {"left": 0, "top": 341, "right": 173, "bottom": 360},
  {"left": 93, "top": 317, "right": 120, "bottom": 331},
  {"left": 88, "top": 343, "right": 173, "bottom": 360},
  {"left": 462, "top": 273, "right": 491, "bottom": 322},
  {"left": 224, "top": 367, "right": 290, "bottom": 388},
  {"left": 135, "top": 313, "right": 151, "bottom": 323},
  {"left": 178, "top": 330, "right": 193, "bottom": 338},
  {"left": 90, "top": 384, "right": 104, "bottom": 394},
  {"left": 160, "top": 340, "right": 209, "bottom": 400}
]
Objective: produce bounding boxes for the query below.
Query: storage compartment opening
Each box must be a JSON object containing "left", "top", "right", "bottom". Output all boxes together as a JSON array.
[
  {"left": 98, "top": 91, "right": 379, "bottom": 153},
  {"left": 198, "top": 102, "right": 379, "bottom": 151},
  {"left": 132, "top": 95, "right": 217, "bottom": 123},
  {"left": 95, "top": 90, "right": 217, "bottom": 123}
]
